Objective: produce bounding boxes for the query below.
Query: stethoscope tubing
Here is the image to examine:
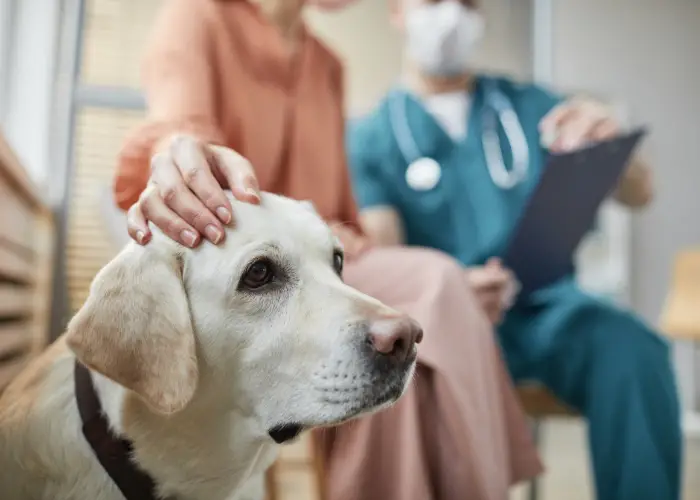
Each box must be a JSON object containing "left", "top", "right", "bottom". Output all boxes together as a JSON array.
[{"left": 389, "top": 83, "right": 530, "bottom": 191}]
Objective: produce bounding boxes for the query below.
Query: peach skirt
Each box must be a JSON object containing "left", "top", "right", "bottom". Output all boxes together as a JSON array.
[{"left": 313, "top": 247, "right": 542, "bottom": 500}]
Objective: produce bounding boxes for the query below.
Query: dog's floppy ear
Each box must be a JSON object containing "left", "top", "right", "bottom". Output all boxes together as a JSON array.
[{"left": 66, "top": 242, "right": 197, "bottom": 415}]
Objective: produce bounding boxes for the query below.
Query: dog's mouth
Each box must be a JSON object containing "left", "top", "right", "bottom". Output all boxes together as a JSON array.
[{"left": 268, "top": 423, "right": 304, "bottom": 444}]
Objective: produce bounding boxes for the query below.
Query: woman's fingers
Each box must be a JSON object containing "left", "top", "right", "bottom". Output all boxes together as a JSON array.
[
  {"left": 171, "top": 136, "right": 233, "bottom": 224},
  {"left": 477, "top": 289, "right": 504, "bottom": 324},
  {"left": 127, "top": 202, "right": 151, "bottom": 245},
  {"left": 139, "top": 185, "right": 201, "bottom": 248},
  {"left": 150, "top": 152, "right": 225, "bottom": 244},
  {"left": 468, "top": 265, "right": 509, "bottom": 291},
  {"left": 209, "top": 145, "right": 261, "bottom": 205},
  {"left": 131, "top": 134, "right": 262, "bottom": 247}
]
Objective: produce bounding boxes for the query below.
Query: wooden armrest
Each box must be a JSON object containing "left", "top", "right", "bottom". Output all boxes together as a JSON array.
[{"left": 517, "top": 384, "right": 577, "bottom": 418}]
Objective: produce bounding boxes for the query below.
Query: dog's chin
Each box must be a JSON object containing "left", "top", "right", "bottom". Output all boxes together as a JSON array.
[{"left": 266, "top": 386, "right": 405, "bottom": 445}]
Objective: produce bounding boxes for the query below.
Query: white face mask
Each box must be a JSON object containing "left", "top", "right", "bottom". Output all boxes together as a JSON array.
[{"left": 405, "top": 0, "right": 485, "bottom": 78}]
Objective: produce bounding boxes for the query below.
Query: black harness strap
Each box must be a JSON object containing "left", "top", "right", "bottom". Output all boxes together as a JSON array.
[{"left": 74, "top": 361, "right": 161, "bottom": 500}]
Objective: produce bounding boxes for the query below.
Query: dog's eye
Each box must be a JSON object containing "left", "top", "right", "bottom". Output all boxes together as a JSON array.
[
  {"left": 333, "top": 250, "right": 344, "bottom": 276},
  {"left": 241, "top": 259, "right": 275, "bottom": 290}
]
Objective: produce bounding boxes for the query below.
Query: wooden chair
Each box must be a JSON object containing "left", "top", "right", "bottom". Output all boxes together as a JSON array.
[
  {"left": 265, "top": 434, "right": 324, "bottom": 500},
  {"left": 660, "top": 248, "right": 700, "bottom": 342},
  {"left": 659, "top": 249, "right": 700, "bottom": 430}
]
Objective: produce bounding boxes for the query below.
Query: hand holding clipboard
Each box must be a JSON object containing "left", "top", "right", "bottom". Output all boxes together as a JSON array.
[{"left": 501, "top": 128, "right": 648, "bottom": 296}]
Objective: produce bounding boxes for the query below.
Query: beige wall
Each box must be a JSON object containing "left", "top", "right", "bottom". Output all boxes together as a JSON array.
[{"left": 306, "top": 0, "right": 533, "bottom": 115}]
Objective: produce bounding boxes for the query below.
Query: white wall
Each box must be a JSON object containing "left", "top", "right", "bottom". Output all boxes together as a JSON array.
[
  {"left": 0, "top": 0, "right": 15, "bottom": 121},
  {"left": 549, "top": 0, "right": 700, "bottom": 422},
  {"left": 1, "top": 0, "right": 62, "bottom": 192}
]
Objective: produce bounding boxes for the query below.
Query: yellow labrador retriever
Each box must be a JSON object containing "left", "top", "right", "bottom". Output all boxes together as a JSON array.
[{"left": 0, "top": 194, "right": 421, "bottom": 500}]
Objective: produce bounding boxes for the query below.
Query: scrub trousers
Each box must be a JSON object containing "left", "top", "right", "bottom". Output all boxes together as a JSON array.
[{"left": 499, "top": 288, "right": 682, "bottom": 500}]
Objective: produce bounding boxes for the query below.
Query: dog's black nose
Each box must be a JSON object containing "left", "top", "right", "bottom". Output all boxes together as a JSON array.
[{"left": 366, "top": 315, "right": 423, "bottom": 363}]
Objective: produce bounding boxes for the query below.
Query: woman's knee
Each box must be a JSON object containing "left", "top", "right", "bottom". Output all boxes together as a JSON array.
[
  {"left": 398, "top": 248, "right": 490, "bottom": 321},
  {"left": 400, "top": 247, "right": 465, "bottom": 283}
]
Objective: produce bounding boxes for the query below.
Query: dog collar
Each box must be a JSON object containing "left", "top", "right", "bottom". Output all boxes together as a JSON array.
[{"left": 74, "top": 361, "right": 164, "bottom": 500}]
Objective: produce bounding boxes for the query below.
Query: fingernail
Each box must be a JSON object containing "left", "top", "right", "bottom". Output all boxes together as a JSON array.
[
  {"left": 136, "top": 231, "right": 151, "bottom": 245},
  {"left": 181, "top": 229, "right": 198, "bottom": 247},
  {"left": 216, "top": 206, "right": 232, "bottom": 224},
  {"left": 205, "top": 224, "right": 223, "bottom": 244}
]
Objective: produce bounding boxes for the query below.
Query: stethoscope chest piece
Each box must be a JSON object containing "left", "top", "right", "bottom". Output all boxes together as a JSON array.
[{"left": 406, "top": 157, "right": 441, "bottom": 191}]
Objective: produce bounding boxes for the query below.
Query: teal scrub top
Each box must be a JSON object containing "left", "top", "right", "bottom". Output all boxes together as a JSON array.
[{"left": 347, "top": 75, "right": 562, "bottom": 269}]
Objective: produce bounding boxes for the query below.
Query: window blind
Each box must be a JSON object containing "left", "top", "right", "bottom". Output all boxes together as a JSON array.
[
  {"left": 80, "top": 0, "right": 164, "bottom": 88},
  {"left": 66, "top": 107, "right": 144, "bottom": 313}
]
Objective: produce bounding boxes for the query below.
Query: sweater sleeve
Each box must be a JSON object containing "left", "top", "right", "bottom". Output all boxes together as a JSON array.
[
  {"left": 113, "top": 0, "right": 225, "bottom": 210},
  {"left": 329, "top": 59, "right": 363, "bottom": 234}
]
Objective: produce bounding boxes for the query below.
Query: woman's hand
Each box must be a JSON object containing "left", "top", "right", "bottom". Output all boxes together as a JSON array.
[
  {"left": 540, "top": 98, "right": 621, "bottom": 153},
  {"left": 127, "top": 134, "right": 261, "bottom": 247},
  {"left": 465, "top": 258, "right": 518, "bottom": 325},
  {"left": 331, "top": 223, "right": 371, "bottom": 261}
]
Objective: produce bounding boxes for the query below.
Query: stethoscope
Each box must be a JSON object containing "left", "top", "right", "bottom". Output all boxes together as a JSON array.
[{"left": 389, "top": 82, "right": 530, "bottom": 192}]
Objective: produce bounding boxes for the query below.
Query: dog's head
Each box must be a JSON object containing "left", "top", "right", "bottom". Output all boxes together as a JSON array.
[{"left": 66, "top": 194, "right": 421, "bottom": 442}]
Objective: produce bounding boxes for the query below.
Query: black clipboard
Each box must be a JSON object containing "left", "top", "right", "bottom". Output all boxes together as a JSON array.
[{"left": 501, "top": 128, "right": 647, "bottom": 296}]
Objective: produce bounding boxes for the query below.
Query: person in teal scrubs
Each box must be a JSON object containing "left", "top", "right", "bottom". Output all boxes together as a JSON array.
[{"left": 347, "top": 1, "right": 682, "bottom": 499}]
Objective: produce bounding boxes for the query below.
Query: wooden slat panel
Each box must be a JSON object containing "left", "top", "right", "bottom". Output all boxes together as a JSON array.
[
  {"left": 0, "top": 243, "right": 34, "bottom": 284},
  {"left": 0, "top": 285, "right": 34, "bottom": 319},
  {"left": 0, "top": 179, "right": 35, "bottom": 252},
  {"left": 0, "top": 322, "right": 32, "bottom": 360},
  {"left": 0, "top": 132, "right": 43, "bottom": 210},
  {"left": 0, "top": 132, "right": 52, "bottom": 391}
]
